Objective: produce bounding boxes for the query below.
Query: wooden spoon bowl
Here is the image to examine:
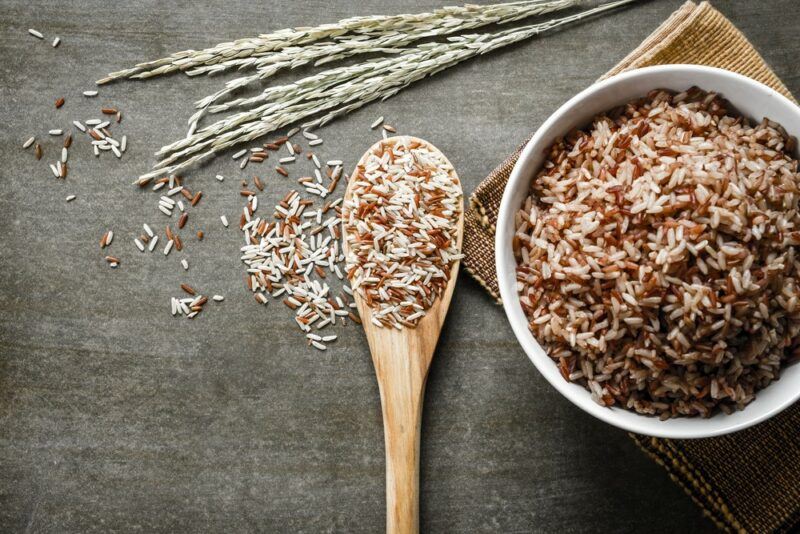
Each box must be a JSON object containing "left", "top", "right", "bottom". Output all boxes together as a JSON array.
[{"left": 343, "top": 136, "right": 464, "bottom": 534}]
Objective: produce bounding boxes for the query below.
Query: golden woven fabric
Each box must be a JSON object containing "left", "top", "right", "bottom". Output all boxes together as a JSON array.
[{"left": 462, "top": 2, "right": 800, "bottom": 531}]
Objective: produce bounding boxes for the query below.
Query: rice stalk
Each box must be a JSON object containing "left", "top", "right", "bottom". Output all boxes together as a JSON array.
[
  {"left": 137, "top": 0, "right": 638, "bottom": 181},
  {"left": 187, "top": 0, "right": 582, "bottom": 123},
  {"left": 98, "top": 0, "right": 572, "bottom": 84}
]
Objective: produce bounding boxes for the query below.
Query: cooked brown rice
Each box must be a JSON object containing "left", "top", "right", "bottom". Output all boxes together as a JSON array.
[{"left": 514, "top": 87, "right": 800, "bottom": 418}]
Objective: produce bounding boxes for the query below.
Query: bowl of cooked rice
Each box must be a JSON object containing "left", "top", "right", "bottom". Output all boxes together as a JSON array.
[{"left": 496, "top": 65, "right": 800, "bottom": 438}]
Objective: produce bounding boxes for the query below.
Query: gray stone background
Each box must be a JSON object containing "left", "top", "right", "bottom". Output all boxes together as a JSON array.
[{"left": 1, "top": 1, "right": 798, "bottom": 532}]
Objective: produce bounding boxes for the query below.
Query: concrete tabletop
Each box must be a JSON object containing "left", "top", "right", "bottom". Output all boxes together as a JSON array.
[{"left": 1, "top": 1, "right": 798, "bottom": 532}]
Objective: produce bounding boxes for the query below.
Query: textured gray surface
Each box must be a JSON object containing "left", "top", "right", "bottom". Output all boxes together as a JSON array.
[{"left": 1, "top": 1, "right": 798, "bottom": 532}]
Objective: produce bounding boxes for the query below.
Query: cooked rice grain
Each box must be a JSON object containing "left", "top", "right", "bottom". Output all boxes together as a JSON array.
[{"left": 515, "top": 87, "right": 800, "bottom": 418}]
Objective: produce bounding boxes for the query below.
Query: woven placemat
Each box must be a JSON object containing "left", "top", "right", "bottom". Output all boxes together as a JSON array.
[{"left": 462, "top": 2, "right": 800, "bottom": 532}]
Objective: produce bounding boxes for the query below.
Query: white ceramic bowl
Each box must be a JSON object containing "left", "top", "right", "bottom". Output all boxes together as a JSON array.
[{"left": 496, "top": 65, "right": 800, "bottom": 438}]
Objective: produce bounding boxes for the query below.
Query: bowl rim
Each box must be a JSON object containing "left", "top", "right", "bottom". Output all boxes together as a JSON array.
[{"left": 495, "top": 64, "right": 800, "bottom": 439}]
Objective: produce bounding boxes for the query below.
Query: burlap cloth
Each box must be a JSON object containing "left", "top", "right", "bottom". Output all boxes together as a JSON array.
[{"left": 462, "top": 1, "right": 800, "bottom": 532}]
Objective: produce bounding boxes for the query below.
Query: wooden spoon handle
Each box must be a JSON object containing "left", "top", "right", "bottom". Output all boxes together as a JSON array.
[{"left": 374, "top": 349, "right": 428, "bottom": 534}]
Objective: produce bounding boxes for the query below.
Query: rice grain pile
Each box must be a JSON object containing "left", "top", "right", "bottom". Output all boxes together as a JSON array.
[
  {"left": 514, "top": 88, "right": 800, "bottom": 418},
  {"left": 344, "top": 138, "right": 463, "bottom": 329}
]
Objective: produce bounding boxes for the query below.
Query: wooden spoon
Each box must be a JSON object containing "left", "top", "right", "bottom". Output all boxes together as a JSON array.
[{"left": 343, "top": 136, "right": 464, "bottom": 534}]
